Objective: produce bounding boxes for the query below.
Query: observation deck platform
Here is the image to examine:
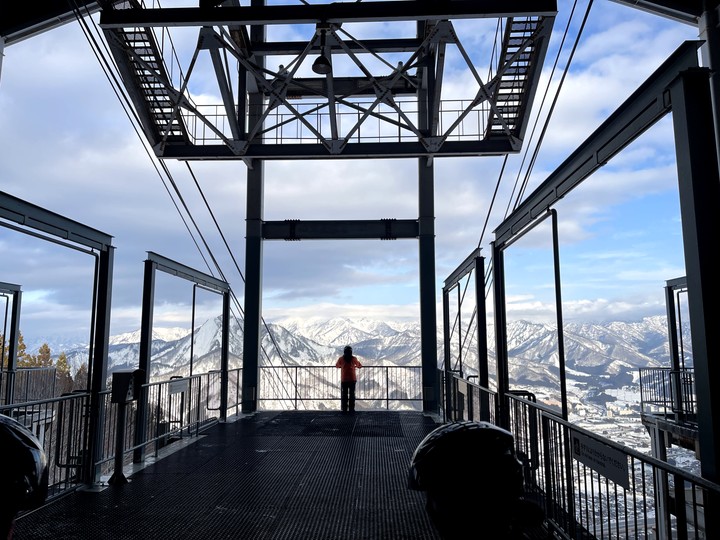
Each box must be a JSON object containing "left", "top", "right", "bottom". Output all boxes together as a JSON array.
[{"left": 13, "top": 410, "right": 442, "bottom": 540}]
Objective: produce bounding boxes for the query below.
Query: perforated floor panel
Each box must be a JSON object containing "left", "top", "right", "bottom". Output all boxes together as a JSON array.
[{"left": 13, "top": 411, "right": 442, "bottom": 540}]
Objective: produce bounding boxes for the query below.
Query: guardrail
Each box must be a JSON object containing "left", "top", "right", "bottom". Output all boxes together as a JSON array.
[
  {"left": 257, "top": 365, "right": 423, "bottom": 411},
  {"left": 1, "top": 372, "right": 222, "bottom": 501},
  {"left": 1, "top": 367, "right": 57, "bottom": 403},
  {"left": 2, "top": 365, "right": 422, "bottom": 501},
  {"left": 0, "top": 392, "right": 89, "bottom": 498},
  {"left": 639, "top": 367, "right": 696, "bottom": 422},
  {"left": 447, "top": 373, "right": 719, "bottom": 539}
]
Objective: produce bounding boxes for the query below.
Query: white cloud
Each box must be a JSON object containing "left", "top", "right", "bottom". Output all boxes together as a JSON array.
[{"left": 0, "top": 2, "right": 701, "bottom": 340}]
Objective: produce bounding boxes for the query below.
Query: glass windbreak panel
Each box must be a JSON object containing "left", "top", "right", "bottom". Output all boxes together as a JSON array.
[
  {"left": 188, "top": 286, "right": 226, "bottom": 376},
  {"left": 502, "top": 219, "right": 563, "bottom": 416},
  {"left": 0, "top": 230, "right": 95, "bottom": 397},
  {"left": 545, "top": 115, "right": 686, "bottom": 454},
  {"left": 447, "top": 272, "right": 480, "bottom": 381},
  {"left": 261, "top": 238, "right": 421, "bottom": 411},
  {"left": 485, "top": 277, "right": 498, "bottom": 393},
  {"left": 150, "top": 272, "right": 192, "bottom": 381}
]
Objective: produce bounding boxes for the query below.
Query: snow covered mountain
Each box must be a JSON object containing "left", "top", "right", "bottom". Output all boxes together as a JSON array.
[{"left": 57, "top": 314, "right": 689, "bottom": 390}]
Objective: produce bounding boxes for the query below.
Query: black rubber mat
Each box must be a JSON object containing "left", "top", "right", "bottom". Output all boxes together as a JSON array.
[{"left": 13, "top": 411, "right": 441, "bottom": 540}]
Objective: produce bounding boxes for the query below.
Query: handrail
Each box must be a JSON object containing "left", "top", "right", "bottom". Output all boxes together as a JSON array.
[
  {"left": 257, "top": 365, "right": 423, "bottom": 411},
  {"left": 446, "top": 372, "right": 719, "bottom": 538},
  {"left": 639, "top": 367, "right": 697, "bottom": 422}
]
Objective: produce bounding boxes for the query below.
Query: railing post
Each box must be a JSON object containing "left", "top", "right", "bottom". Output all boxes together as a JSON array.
[
  {"left": 196, "top": 376, "right": 202, "bottom": 436},
  {"left": 386, "top": 367, "right": 389, "bottom": 410},
  {"left": 108, "top": 402, "right": 128, "bottom": 485},
  {"left": 562, "top": 425, "right": 576, "bottom": 538},
  {"left": 674, "top": 473, "right": 689, "bottom": 540}
]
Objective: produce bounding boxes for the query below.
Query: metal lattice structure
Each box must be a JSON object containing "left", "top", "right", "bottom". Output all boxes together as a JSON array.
[{"left": 98, "top": 0, "right": 555, "bottom": 161}]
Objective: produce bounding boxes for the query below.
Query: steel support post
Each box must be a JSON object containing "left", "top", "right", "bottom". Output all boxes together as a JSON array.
[
  {"left": 551, "top": 211, "right": 568, "bottom": 420},
  {"left": 4, "top": 285, "right": 20, "bottom": 405},
  {"left": 441, "top": 287, "right": 452, "bottom": 420},
  {"left": 86, "top": 246, "right": 114, "bottom": 485},
  {"left": 491, "top": 241, "right": 510, "bottom": 430},
  {"left": 241, "top": 5, "right": 265, "bottom": 414},
  {"left": 220, "top": 290, "right": 230, "bottom": 421},
  {"left": 669, "top": 67, "right": 720, "bottom": 537},
  {"left": 134, "top": 258, "right": 155, "bottom": 463},
  {"left": 664, "top": 281, "right": 685, "bottom": 417},
  {"left": 418, "top": 157, "right": 438, "bottom": 414},
  {"left": 474, "top": 255, "right": 490, "bottom": 422},
  {"left": 699, "top": 3, "right": 720, "bottom": 171},
  {"left": 242, "top": 162, "right": 263, "bottom": 414},
  {"left": 0, "top": 37, "right": 4, "bottom": 86}
]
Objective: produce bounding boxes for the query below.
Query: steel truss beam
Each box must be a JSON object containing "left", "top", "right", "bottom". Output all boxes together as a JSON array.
[
  {"left": 99, "top": 1, "right": 555, "bottom": 160},
  {"left": 99, "top": 1, "right": 558, "bottom": 28},
  {"left": 493, "top": 40, "right": 702, "bottom": 245},
  {"left": 263, "top": 219, "right": 418, "bottom": 240}
]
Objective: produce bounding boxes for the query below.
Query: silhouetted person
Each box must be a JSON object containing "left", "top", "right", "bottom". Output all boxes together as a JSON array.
[
  {"left": 0, "top": 414, "right": 48, "bottom": 539},
  {"left": 408, "top": 420, "right": 550, "bottom": 539},
  {"left": 335, "top": 345, "right": 362, "bottom": 412}
]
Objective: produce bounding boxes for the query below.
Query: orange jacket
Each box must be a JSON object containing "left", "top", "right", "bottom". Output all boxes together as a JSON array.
[{"left": 335, "top": 356, "right": 362, "bottom": 382}]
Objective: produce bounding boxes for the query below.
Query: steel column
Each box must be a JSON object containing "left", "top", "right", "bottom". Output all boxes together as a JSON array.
[
  {"left": 134, "top": 258, "right": 155, "bottom": 463},
  {"left": 474, "top": 256, "right": 490, "bottom": 422},
  {"left": 551, "top": 210, "right": 568, "bottom": 420},
  {"left": 220, "top": 290, "right": 230, "bottom": 422},
  {"left": 1, "top": 283, "right": 21, "bottom": 405},
  {"left": 241, "top": 3, "right": 265, "bottom": 414},
  {"left": 86, "top": 245, "right": 114, "bottom": 485},
  {"left": 241, "top": 161, "right": 263, "bottom": 415},
  {"left": 491, "top": 241, "right": 510, "bottom": 430},
  {"left": 699, "top": 2, "right": 720, "bottom": 170},
  {"left": 669, "top": 66, "right": 720, "bottom": 536},
  {"left": 418, "top": 157, "right": 438, "bottom": 414},
  {"left": 441, "top": 285, "right": 451, "bottom": 420}
]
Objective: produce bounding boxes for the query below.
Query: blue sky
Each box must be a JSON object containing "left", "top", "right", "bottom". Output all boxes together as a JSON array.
[{"left": 0, "top": 1, "right": 698, "bottom": 348}]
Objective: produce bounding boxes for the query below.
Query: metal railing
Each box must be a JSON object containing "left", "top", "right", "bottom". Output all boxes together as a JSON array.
[
  {"left": 0, "top": 392, "right": 90, "bottom": 498},
  {"left": 639, "top": 368, "right": 697, "bottom": 422},
  {"left": 1, "top": 367, "right": 57, "bottom": 403},
  {"left": 98, "top": 373, "right": 220, "bottom": 480},
  {"left": 258, "top": 365, "right": 423, "bottom": 411},
  {"left": 1, "top": 372, "right": 222, "bottom": 501},
  {"left": 189, "top": 99, "right": 490, "bottom": 147},
  {"left": 447, "top": 373, "right": 719, "bottom": 539}
]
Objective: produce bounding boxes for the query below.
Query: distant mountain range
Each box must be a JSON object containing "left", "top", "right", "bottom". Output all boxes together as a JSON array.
[
  {"left": 43, "top": 314, "right": 694, "bottom": 456},
  {"left": 54, "top": 315, "right": 690, "bottom": 393}
]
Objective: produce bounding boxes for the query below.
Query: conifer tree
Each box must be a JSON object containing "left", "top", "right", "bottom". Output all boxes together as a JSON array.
[
  {"left": 73, "top": 363, "right": 89, "bottom": 391},
  {"left": 18, "top": 340, "right": 52, "bottom": 368},
  {"left": 55, "top": 352, "right": 74, "bottom": 395},
  {"left": 1, "top": 332, "right": 29, "bottom": 368}
]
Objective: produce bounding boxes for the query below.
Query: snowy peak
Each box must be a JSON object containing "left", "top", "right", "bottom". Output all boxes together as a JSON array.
[{"left": 109, "top": 327, "right": 191, "bottom": 345}]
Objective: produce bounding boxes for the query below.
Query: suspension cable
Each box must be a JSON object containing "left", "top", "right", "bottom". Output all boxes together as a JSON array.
[{"left": 74, "top": 3, "right": 300, "bottom": 406}]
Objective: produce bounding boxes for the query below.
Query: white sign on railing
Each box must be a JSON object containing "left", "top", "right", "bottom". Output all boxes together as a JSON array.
[
  {"left": 570, "top": 429, "right": 629, "bottom": 490},
  {"left": 168, "top": 378, "right": 189, "bottom": 395}
]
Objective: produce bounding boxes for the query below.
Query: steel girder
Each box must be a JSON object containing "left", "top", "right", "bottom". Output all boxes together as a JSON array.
[{"left": 98, "top": 1, "right": 556, "bottom": 161}]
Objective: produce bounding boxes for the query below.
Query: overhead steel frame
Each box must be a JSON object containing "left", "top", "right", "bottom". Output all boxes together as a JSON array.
[
  {"left": 491, "top": 41, "right": 720, "bottom": 536},
  {"left": 441, "top": 248, "right": 490, "bottom": 421},
  {"left": 134, "top": 251, "right": 231, "bottom": 461},
  {"left": 98, "top": 0, "right": 556, "bottom": 416},
  {"left": 0, "top": 190, "right": 115, "bottom": 486},
  {"left": 0, "top": 282, "right": 21, "bottom": 405},
  {"left": 99, "top": 1, "right": 555, "bottom": 159}
]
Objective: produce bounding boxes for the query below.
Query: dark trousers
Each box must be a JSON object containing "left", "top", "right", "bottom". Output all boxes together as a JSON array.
[{"left": 340, "top": 381, "right": 357, "bottom": 412}]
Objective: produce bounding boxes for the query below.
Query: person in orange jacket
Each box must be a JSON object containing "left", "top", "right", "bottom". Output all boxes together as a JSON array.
[{"left": 335, "top": 345, "right": 362, "bottom": 412}]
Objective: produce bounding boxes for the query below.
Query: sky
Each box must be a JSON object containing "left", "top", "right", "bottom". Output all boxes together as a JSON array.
[{"left": 0, "top": 1, "right": 699, "bottom": 349}]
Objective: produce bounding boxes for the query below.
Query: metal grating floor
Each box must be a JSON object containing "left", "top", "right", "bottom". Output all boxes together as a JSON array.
[{"left": 13, "top": 411, "right": 442, "bottom": 540}]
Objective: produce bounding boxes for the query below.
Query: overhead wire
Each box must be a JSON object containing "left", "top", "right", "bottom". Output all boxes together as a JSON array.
[
  {"left": 513, "top": 0, "right": 595, "bottom": 210},
  {"left": 79, "top": 1, "right": 303, "bottom": 408},
  {"left": 448, "top": 1, "right": 594, "bottom": 377}
]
